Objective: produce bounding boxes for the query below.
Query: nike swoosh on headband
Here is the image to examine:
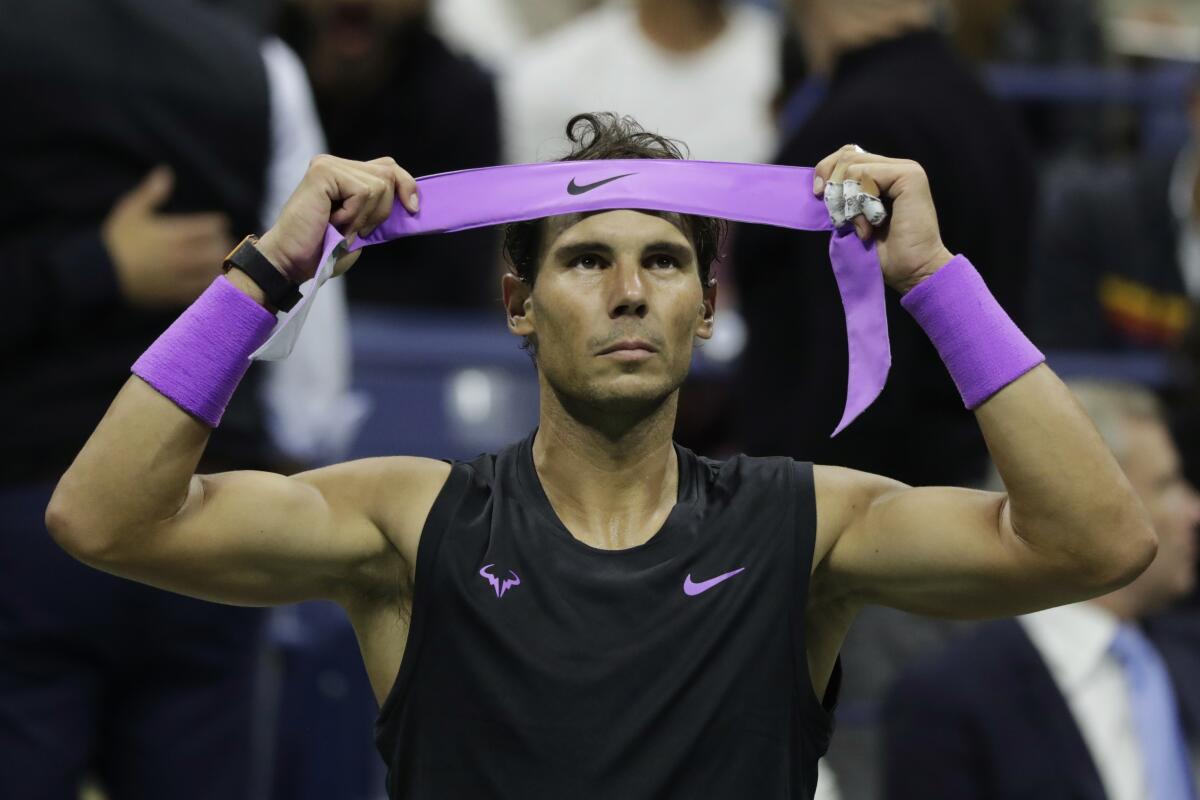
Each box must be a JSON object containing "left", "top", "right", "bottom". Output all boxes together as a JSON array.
[
  {"left": 251, "top": 159, "right": 891, "bottom": 437},
  {"left": 567, "top": 173, "right": 637, "bottom": 194}
]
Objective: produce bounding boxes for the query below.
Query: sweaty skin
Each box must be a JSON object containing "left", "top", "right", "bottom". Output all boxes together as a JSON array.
[{"left": 47, "top": 149, "right": 1156, "bottom": 707}]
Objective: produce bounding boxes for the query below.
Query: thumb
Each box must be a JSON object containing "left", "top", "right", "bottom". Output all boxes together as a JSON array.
[{"left": 121, "top": 165, "right": 174, "bottom": 212}]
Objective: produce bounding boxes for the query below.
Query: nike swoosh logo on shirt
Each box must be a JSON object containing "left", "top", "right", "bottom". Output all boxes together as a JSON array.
[
  {"left": 683, "top": 567, "right": 746, "bottom": 596},
  {"left": 567, "top": 173, "right": 637, "bottom": 194}
]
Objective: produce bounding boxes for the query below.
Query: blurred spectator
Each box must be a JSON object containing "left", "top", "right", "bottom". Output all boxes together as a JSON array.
[
  {"left": 278, "top": 0, "right": 501, "bottom": 309},
  {"left": 948, "top": 0, "right": 1112, "bottom": 158},
  {"left": 736, "top": 0, "right": 1035, "bottom": 488},
  {"left": 949, "top": 0, "right": 1105, "bottom": 65},
  {"left": 733, "top": 4, "right": 1035, "bottom": 795},
  {"left": 498, "top": 0, "right": 782, "bottom": 165},
  {"left": 432, "top": 0, "right": 603, "bottom": 70},
  {"left": 1029, "top": 79, "right": 1200, "bottom": 351},
  {"left": 0, "top": 0, "right": 348, "bottom": 796},
  {"left": 883, "top": 381, "right": 1200, "bottom": 800}
]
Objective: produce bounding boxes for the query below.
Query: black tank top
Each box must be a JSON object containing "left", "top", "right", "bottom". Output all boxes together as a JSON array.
[{"left": 376, "top": 431, "right": 840, "bottom": 799}]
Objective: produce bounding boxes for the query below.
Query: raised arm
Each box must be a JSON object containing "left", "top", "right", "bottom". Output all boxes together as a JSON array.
[
  {"left": 45, "top": 156, "right": 445, "bottom": 609},
  {"left": 809, "top": 147, "right": 1157, "bottom": 619}
]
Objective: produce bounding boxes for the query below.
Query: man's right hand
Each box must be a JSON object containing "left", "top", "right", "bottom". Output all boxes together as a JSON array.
[
  {"left": 256, "top": 155, "right": 419, "bottom": 284},
  {"left": 103, "top": 166, "right": 235, "bottom": 309}
]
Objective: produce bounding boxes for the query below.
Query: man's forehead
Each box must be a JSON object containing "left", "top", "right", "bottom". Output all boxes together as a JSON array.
[{"left": 542, "top": 208, "right": 691, "bottom": 245}]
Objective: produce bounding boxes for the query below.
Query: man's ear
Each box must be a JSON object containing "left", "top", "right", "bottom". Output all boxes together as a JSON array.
[
  {"left": 501, "top": 273, "right": 535, "bottom": 337},
  {"left": 695, "top": 278, "right": 717, "bottom": 340}
]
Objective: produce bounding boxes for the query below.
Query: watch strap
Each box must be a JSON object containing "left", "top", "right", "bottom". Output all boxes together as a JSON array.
[{"left": 221, "top": 235, "right": 302, "bottom": 312}]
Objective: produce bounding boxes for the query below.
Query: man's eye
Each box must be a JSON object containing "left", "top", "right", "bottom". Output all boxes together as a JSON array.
[
  {"left": 650, "top": 255, "right": 679, "bottom": 269},
  {"left": 571, "top": 255, "right": 602, "bottom": 269}
]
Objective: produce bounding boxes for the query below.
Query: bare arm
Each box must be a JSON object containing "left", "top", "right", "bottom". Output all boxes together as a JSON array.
[
  {"left": 47, "top": 374, "right": 447, "bottom": 606},
  {"left": 809, "top": 148, "right": 1156, "bottom": 619},
  {"left": 46, "top": 155, "right": 440, "bottom": 608},
  {"left": 815, "top": 365, "right": 1153, "bottom": 617}
]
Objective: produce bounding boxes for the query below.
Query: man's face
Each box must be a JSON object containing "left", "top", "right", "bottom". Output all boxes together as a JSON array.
[
  {"left": 505, "top": 209, "right": 715, "bottom": 414},
  {"left": 1122, "top": 417, "right": 1200, "bottom": 609}
]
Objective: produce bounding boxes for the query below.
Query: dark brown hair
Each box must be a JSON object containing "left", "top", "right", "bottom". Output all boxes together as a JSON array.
[{"left": 502, "top": 112, "right": 725, "bottom": 287}]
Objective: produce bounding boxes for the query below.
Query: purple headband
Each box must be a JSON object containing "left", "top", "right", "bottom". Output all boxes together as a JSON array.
[{"left": 253, "top": 159, "right": 889, "bottom": 436}]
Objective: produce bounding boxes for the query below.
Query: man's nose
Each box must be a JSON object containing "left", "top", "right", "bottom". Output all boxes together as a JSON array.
[{"left": 608, "top": 259, "right": 648, "bottom": 318}]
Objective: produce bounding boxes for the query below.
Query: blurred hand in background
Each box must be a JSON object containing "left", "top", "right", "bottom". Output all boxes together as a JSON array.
[{"left": 102, "top": 166, "right": 234, "bottom": 309}]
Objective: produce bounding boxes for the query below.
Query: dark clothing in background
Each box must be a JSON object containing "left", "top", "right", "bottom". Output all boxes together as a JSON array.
[
  {"left": 0, "top": 1, "right": 273, "bottom": 796},
  {"left": 734, "top": 30, "right": 1036, "bottom": 488},
  {"left": 282, "top": 17, "right": 501, "bottom": 308},
  {"left": 882, "top": 617, "right": 1200, "bottom": 800},
  {"left": 1030, "top": 156, "right": 1191, "bottom": 350},
  {"left": 377, "top": 431, "right": 839, "bottom": 799},
  {"left": 1027, "top": 153, "right": 1200, "bottom": 506},
  {"left": 0, "top": 482, "right": 265, "bottom": 800},
  {"left": 0, "top": 0, "right": 276, "bottom": 484}
]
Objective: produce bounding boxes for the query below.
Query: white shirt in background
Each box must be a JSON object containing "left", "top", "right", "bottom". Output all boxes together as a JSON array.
[
  {"left": 432, "top": 0, "right": 532, "bottom": 69},
  {"left": 1019, "top": 602, "right": 1146, "bottom": 800},
  {"left": 498, "top": 0, "right": 781, "bottom": 165},
  {"left": 259, "top": 38, "right": 370, "bottom": 465},
  {"left": 814, "top": 757, "right": 842, "bottom": 800}
]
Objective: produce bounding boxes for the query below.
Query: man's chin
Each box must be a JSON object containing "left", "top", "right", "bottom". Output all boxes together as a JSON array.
[
  {"left": 590, "top": 386, "right": 672, "bottom": 411},
  {"left": 553, "top": 374, "right": 679, "bottom": 416}
]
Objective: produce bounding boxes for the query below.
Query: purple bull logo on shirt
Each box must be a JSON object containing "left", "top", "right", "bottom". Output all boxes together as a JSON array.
[{"left": 479, "top": 564, "right": 521, "bottom": 598}]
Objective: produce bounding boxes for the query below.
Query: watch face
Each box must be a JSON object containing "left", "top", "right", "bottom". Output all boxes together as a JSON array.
[{"left": 223, "top": 235, "right": 257, "bottom": 272}]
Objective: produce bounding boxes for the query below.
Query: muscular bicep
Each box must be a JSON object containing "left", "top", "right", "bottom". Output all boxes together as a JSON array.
[
  {"left": 814, "top": 465, "right": 1088, "bottom": 618},
  {"left": 90, "top": 457, "right": 450, "bottom": 608}
]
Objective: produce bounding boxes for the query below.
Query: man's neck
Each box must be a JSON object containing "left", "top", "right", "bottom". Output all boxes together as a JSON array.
[
  {"left": 637, "top": 0, "right": 728, "bottom": 55},
  {"left": 533, "top": 388, "right": 680, "bottom": 551}
]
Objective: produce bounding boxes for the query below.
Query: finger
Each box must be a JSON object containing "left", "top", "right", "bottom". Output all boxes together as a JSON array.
[
  {"left": 843, "top": 161, "right": 919, "bottom": 202},
  {"left": 824, "top": 178, "right": 846, "bottom": 227},
  {"left": 853, "top": 216, "right": 871, "bottom": 241},
  {"left": 837, "top": 169, "right": 881, "bottom": 201},
  {"left": 822, "top": 147, "right": 915, "bottom": 194},
  {"left": 355, "top": 162, "right": 400, "bottom": 235},
  {"left": 837, "top": 176, "right": 890, "bottom": 230},
  {"left": 813, "top": 144, "right": 864, "bottom": 195},
  {"left": 859, "top": 192, "right": 888, "bottom": 226},
  {"left": 328, "top": 172, "right": 372, "bottom": 231},
  {"left": 368, "top": 157, "right": 419, "bottom": 213},
  {"left": 343, "top": 165, "right": 392, "bottom": 236},
  {"left": 331, "top": 248, "right": 362, "bottom": 278},
  {"left": 380, "top": 165, "right": 418, "bottom": 213},
  {"left": 120, "top": 165, "right": 174, "bottom": 211}
]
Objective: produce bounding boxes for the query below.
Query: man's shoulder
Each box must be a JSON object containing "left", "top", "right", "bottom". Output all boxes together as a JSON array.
[
  {"left": 314, "top": 455, "right": 456, "bottom": 570},
  {"left": 810, "top": 462, "right": 905, "bottom": 522}
]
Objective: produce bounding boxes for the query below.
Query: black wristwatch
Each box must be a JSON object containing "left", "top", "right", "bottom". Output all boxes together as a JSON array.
[{"left": 221, "top": 234, "right": 303, "bottom": 312}]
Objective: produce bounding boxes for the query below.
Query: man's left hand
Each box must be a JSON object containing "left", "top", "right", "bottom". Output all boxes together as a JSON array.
[{"left": 814, "top": 145, "right": 954, "bottom": 294}]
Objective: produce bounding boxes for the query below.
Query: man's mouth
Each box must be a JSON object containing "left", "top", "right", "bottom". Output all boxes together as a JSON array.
[{"left": 598, "top": 339, "right": 658, "bottom": 360}]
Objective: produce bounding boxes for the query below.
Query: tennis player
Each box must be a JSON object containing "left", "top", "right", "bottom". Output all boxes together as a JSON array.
[{"left": 47, "top": 115, "right": 1157, "bottom": 799}]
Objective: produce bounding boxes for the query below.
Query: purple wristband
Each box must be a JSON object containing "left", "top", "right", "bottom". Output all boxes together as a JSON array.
[
  {"left": 900, "top": 255, "right": 1044, "bottom": 409},
  {"left": 131, "top": 275, "right": 277, "bottom": 427}
]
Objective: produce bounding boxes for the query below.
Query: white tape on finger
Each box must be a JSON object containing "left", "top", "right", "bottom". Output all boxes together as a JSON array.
[{"left": 823, "top": 179, "right": 888, "bottom": 229}]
